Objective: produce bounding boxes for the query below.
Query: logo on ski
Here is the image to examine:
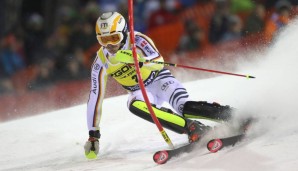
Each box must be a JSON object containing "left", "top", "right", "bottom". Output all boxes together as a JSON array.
[
  {"left": 153, "top": 151, "right": 169, "bottom": 164},
  {"left": 207, "top": 139, "right": 223, "bottom": 153}
]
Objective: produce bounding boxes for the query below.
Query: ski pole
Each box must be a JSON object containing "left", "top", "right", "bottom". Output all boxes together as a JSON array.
[{"left": 143, "top": 60, "right": 256, "bottom": 79}]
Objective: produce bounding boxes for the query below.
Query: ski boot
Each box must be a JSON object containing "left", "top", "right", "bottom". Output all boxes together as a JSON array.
[
  {"left": 187, "top": 120, "right": 211, "bottom": 143},
  {"left": 183, "top": 101, "right": 234, "bottom": 122}
]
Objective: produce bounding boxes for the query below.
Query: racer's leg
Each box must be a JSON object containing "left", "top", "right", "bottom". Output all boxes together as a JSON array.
[
  {"left": 129, "top": 99, "right": 188, "bottom": 134},
  {"left": 151, "top": 69, "right": 189, "bottom": 115},
  {"left": 151, "top": 70, "right": 233, "bottom": 122},
  {"left": 129, "top": 99, "right": 211, "bottom": 142},
  {"left": 127, "top": 89, "right": 189, "bottom": 134}
]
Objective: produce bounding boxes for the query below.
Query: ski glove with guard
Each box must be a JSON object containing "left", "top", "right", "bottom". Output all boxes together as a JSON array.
[{"left": 84, "top": 130, "right": 100, "bottom": 159}]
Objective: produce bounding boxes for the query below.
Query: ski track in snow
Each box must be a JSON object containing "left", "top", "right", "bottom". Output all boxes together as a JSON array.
[{"left": 1, "top": 18, "right": 298, "bottom": 171}]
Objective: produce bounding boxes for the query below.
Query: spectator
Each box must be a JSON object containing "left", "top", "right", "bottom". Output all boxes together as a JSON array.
[
  {"left": 243, "top": 3, "right": 266, "bottom": 36},
  {"left": 0, "top": 37, "right": 13, "bottom": 95},
  {"left": 29, "top": 35, "right": 59, "bottom": 67},
  {"left": 84, "top": 0, "right": 101, "bottom": 25},
  {"left": 28, "top": 58, "right": 56, "bottom": 91},
  {"left": 69, "top": 20, "right": 97, "bottom": 51},
  {"left": 23, "top": 13, "right": 45, "bottom": 65},
  {"left": 50, "top": 26, "right": 71, "bottom": 74},
  {"left": 179, "top": 0, "right": 198, "bottom": 8},
  {"left": 0, "top": 34, "right": 25, "bottom": 77},
  {"left": 290, "top": 0, "right": 298, "bottom": 5},
  {"left": 98, "top": 0, "right": 120, "bottom": 12},
  {"left": 230, "top": 0, "right": 255, "bottom": 14},
  {"left": 290, "top": 0, "right": 298, "bottom": 16},
  {"left": 0, "top": 78, "right": 14, "bottom": 95},
  {"left": 220, "top": 15, "right": 244, "bottom": 42},
  {"left": 143, "top": 0, "right": 160, "bottom": 21},
  {"left": 147, "top": 0, "right": 176, "bottom": 29},
  {"left": 208, "top": 0, "right": 232, "bottom": 44},
  {"left": 132, "top": 2, "right": 144, "bottom": 32},
  {"left": 264, "top": 0, "right": 292, "bottom": 43},
  {"left": 176, "top": 19, "right": 204, "bottom": 53},
  {"left": 59, "top": 47, "right": 89, "bottom": 81}
]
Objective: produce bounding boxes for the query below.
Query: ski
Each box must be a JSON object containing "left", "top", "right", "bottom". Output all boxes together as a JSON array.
[
  {"left": 153, "top": 117, "right": 255, "bottom": 164},
  {"left": 207, "top": 133, "right": 245, "bottom": 153},
  {"left": 153, "top": 133, "right": 245, "bottom": 164},
  {"left": 153, "top": 141, "right": 198, "bottom": 164}
]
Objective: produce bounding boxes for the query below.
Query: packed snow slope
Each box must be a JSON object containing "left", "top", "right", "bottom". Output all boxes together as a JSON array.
[{"left": 1, "top": 18, "right": 298, "bottom": 171}]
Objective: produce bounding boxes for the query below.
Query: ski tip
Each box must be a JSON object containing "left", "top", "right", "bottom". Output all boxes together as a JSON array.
[
  {"left": 153, "top": 150, "right": 169, "bottom": 164},
  {"left": 207, "top": 139, "right": 223, "bottom": 153}
]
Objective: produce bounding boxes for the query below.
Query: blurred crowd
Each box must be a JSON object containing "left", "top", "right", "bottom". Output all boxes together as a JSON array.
[
  {"left": 0, "top": 0, "right": 297, "bottom": 95},
  {"left": 176, "top": 0, "right": 297, "bottom": 53}
]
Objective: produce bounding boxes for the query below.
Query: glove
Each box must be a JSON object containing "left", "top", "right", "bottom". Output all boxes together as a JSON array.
[
  {"left": 84, "top": 130, "right": 100, "bottom": 159},
  {"left": 115, "top": 50, "right": 146, "bottom": 64}
]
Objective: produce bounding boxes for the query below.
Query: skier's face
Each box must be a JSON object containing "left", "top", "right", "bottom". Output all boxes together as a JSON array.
[{"left": 105, "top": 43, "right": 121, "bottom": 55}]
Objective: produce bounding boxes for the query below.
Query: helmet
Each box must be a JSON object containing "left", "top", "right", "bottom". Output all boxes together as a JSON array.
[{"left": 95, "top": 12, "right": 128, "bottom": 46}]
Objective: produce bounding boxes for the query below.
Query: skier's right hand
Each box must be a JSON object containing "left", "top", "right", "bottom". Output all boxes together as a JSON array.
[{"left": 84, "top": 130, "right": 100, "bottom": 159}]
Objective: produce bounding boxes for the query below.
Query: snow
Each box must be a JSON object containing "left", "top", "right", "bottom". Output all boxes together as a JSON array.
[{"left": 1, "top": 19, "right": 298, "bottom": 171}]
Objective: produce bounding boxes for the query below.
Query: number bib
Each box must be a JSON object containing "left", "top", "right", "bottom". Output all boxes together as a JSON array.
[{"left": 106, "top": 62, "right": 157, "bottom": 91}]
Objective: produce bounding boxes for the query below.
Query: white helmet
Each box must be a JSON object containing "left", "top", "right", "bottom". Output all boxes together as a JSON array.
[{"left": 95, "top": 12, "right": 128, "bottom": 46}]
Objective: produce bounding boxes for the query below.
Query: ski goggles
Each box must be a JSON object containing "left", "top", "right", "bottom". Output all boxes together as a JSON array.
[{"left": 97, "top": 32, "right": 123, "bottom": 46}]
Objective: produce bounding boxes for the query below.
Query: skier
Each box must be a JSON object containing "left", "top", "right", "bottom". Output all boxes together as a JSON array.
[{"left": 84, "top": 12, "right": 233, "bottom": 158}]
